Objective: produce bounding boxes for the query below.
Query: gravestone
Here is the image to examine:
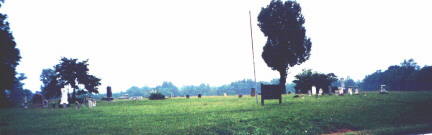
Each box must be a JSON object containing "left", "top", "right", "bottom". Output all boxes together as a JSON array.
[
  {"left": 363, "top": 92, "right": 367, "bottom": 96},
  {"left": 287, "top": 91, "right": 291, "bottom": 94},
  {"left": 312, "top": 86, "right": 317, "bottom": 95},
  {"left": 106, "top": 86, "right": 113, "bottom": 101},
  {"left": 293, "top": 95, "right": 299, "bottom": 98},
  {"left": 308, "top": 90, "right": 311, "bottom": 96},
  {"left": 319, "top": 88, "right": 323, "bottom": 96},
  {"left": 224, "top": 93, "right": 227, "bottom": 96},
  {"left": 24, "top": 96, "right": 28, "bottom": 108},
  {"left": 355, "top": 87, "right": 359, "bottom": 95},
  {"left": 88, "top": 98, "right": 96, "bottom": 109},
  {"left": 51, "top": 103, "right": 56, "bottom": 109},
  {"left": 328, "top": 86, "right": 333, "bottom": 95},
  {"left": 60, "top": 85, "right": 70, "bottom": 107},
  {"left": 74, "top": 101, "right": 80, "bottom": 110},
  {"left": 198, "top": 94, "right": 202, "bottom": 98},
  {"left": 239, "top": 95, "right": 242, "bottom": 98},
  {"left": 251, "top": 88, "right": 255, "bottom": 96},
  {"left": 43, "top": 100, "right": 49, "bottom": 108},
  {"left": 338, "top": 87, "right": 344, "bottom": 96},
  {"left": 348, "top": 87, "right": 353, "bottom": 95},
  {"left": 186, "top": 95, "right": 190, "bottom": 98},
  {"left": 261, "top": 83, "right": 282, "bottom": 106},
  {"left": 379, "top": 85, "right": 389, "bottom": 94}
]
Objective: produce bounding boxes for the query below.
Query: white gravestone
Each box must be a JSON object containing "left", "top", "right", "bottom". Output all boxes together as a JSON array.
[
  {"left": 312, "top": 86, "right": 317, "bottom": 95},
  {"left": 308, "top": 90, "right": 311, "bottom": 96},
  {"left": 339, "top": 87, "right": 343, "bottom": 95},
  {"left": 355, "top": 87, "right": 359, "bottom": 95},
  {"left": 224, "top": 93, "right": 227, "bottom": 96},
  {"left": 60, "top": 85, "right": 70, "bottom": 105},
  {"left": 348, "top": 87, "right": 353, "bottom": 95},
  {"left": 319, "top": 88, "right": 323, "bottom": 95}
]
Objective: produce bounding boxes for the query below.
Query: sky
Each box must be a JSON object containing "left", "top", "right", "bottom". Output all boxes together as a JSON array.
[{"left": 1, "top": 0, "right": 431, "bottom": 93}]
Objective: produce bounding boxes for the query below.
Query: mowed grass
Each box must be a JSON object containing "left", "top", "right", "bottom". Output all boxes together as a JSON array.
[{"left": 1, "top": 91, "right": 432, "bottom": 135}]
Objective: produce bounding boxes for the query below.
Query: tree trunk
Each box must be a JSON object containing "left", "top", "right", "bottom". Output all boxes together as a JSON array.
[{"left": 279, "top": 69, "right": 287, "bottom": 94}]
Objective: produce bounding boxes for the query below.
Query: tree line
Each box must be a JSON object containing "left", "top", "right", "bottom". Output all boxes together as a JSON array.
[
  {"left": 116, "top": 79, "right": 296, "bottom": 98},
  {"left": 361, "top": 59, "right": 432, "bottom": 91}
]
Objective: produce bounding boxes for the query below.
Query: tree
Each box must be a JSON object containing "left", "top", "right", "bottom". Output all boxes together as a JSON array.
[
  {"left": 258, "top": 0, "right": 312, "bottom": 93},
  {"left": 361, "top": 59, "right": 432, "bottom": 91},
  {"left": 40, "top": 68, "right": 55, "bottom": 92},
  {"left": 43, "top": 58, "right": 101, "bottom": 99},
  {"left": 293, "top": 69, "right": 337, "bottom": 94},
  {"left": 0, "top": 6, "right": 21, "bottom": 107},
  {"left": 7, "top": 73, "right": 32, "bottom": 105},
  {"left": 155, "top": 81, "right": 180, "bottom": 97}
]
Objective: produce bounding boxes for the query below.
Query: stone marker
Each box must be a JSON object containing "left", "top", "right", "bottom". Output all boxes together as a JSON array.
[
  {"left": 328, "top": 86, "right": 333, "bottom": 95},
  {"left": 224, "top": 93, "right": 227, "bottom": 96},
  {"left": 363, "top": 92, "right": 367, "bottom": 96},
  {"left": 379, "top": 85, "right": 389, "bottom": 94},
  {"left": 51, "top": 103, "right": 56, "bottom": 109},
  {"left": 24, "top": 96, "right": 28, "bottom": 109},
  {"left": 74, "top": 101, "right": 80, "bottom": 110},
  {"left": 198, "top": 94, "right": 202, "bottom": 98},
  {"left": 287, "top": 91, "right": 291, "bottom": 94},
  {"left": 312, "top": 86, "right": 317, "bottom": 95},
  {"left": 186, "top": 95, "right": 190, "bottom": 98},
  {"left": 43, "top": 100, "right": 49, "bottom": 108},
  {"left": 239, "top": 95, "right": 242, "bottom": 98},
  {"left": 88, "top": 98, "right": 95, "bottom": 109},
  {"left": 251, "top": 88, "right": 255, "bottom": 96},
  {"left": 348, "top": 87, "right": 353, "bottom": 95},
  {"left": 308, "top": 90, "right": 311, "bottom": 96},
  {"left": 60, "top": 85, "right": 70, "bottom": 108},
  {"left": 293, "top": 95, "right": 300, "bottom": 98},
  {"left": 319, "top": 88, "right": 323, "bottom": 96},
  {"left": 355, "top": 87, "right": 359, "bottom": 95}
]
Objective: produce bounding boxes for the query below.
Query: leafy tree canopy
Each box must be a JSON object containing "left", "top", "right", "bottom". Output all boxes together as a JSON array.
[{"left": 258, "top": 0, "right": 312, "bottom": 92}]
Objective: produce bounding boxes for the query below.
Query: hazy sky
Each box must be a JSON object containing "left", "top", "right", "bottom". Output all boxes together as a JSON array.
[{"left": 1, "top": 0, "right": 431, "bottom": 93}]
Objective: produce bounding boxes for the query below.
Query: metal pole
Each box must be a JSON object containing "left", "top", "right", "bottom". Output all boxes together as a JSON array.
[{"left": 249, "top": 11, "right": 258, "bottom": 105}]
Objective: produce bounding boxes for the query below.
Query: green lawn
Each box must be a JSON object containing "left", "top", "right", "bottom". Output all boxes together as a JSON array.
[{"left": 1, "top": 91, "right": 432, "bottom": 135}]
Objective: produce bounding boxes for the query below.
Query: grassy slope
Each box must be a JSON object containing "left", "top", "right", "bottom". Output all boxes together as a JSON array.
[{"left": 1, "top": 91, "right": 432, "bottom": 135}]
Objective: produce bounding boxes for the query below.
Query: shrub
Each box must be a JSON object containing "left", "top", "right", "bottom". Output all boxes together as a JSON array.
[{"left": 148, "top": 92, "right": 165, "bottom": 100}]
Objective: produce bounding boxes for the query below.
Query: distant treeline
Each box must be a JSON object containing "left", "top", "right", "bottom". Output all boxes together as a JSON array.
[
  {"left": 360, "top": 59, "right": 432, "bottom": 91},
  {"left": 98, "top": 79, "right": 295, "bottom": 99}
]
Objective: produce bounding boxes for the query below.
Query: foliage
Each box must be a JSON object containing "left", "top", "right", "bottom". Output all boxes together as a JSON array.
[
  {"left": 155, "top": 81, "right": 180, "bottom": 97},
  {"left": 181, "top": 83, "right": 211, "bottom": 96},
  {"left": 362, "top": 59, "right": 432, "bottom": 91},
  {"left": 148, "top": 92, "right": 165, "bottom": 100},
  {"left": 0, "top": 11, "right": 21, "bottom": 108},
  {"left": 125, "top": 86, "right": 152, "bottom": 97},
  {"left": 42, "top": 58, "right": 101, "bottom": 99},
  {"left": 258, "top": 0, "right": 312, "bottom": 92},
  {"left": 331, "top": 76, "right": 359, "bottom": 90},
  {"left": 293, "top": 69, "right": 338, "bottom": 93},
  {"left": 1, "top": 92, "right": 432, "bottom": 134},
  {"left": 6, "top": 73, "right": 33, "bottom": 105}
]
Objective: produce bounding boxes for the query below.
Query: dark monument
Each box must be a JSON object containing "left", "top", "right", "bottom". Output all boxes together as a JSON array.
[
  {"left": 186, "top": 95, "right": 190, "bottom": 98},
  {"left": 260, "top": 83, "right": 282, "bottom": 106},
  {"left": 104, "top": 86, "right": 114, "bottom": 101},
  {"left": 198, "top": 94, "right": 202, "bottom": 98},
  {"left": 251, "top": 88, "right": 256, "bottom": 96},
  {"left": 32, "top": 94, "right": 44, "bottom": 106},
  {"left": 239, "top": 95, "right": 242, "bottom": 98}
]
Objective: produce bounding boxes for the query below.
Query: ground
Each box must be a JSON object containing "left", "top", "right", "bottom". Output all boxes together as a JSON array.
[{"left": 1, "top": 91, "right": 432, "bottom": 134}]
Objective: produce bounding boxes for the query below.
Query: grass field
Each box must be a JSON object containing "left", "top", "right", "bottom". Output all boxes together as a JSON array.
[{"left": 1, "top": 91, "right": 432, "bottom": 135}]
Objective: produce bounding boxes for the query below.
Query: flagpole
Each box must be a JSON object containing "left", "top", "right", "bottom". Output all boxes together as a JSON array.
[{"left": 249, "top": 11, "right": 258, "bottom": 105}]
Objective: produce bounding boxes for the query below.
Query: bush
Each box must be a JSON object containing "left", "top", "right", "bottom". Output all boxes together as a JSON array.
[{"left": 148, "top": 92, "right": 165, "bottom": 100}]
